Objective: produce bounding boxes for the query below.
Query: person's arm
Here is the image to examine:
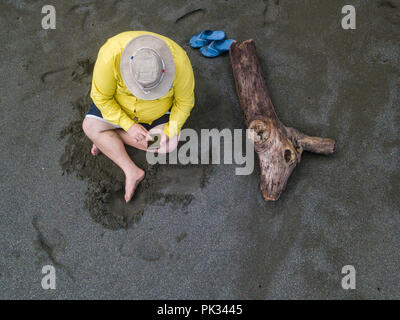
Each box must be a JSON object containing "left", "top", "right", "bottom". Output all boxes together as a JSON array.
[
  {"left": 163, "top": 51, "right": 195, "bottom": 138},
  {"left": 90, "top": 47, "right": 135, "bottom": 131}
]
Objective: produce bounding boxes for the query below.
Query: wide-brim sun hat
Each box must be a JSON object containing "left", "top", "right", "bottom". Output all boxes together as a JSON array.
[{"left": 120, "top": 34, "right": 175, "bottom": 101}]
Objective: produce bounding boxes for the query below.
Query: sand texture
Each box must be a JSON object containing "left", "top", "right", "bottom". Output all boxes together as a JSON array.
[{"left": 0, "top": 0, "right": 399, "bottom": 299}]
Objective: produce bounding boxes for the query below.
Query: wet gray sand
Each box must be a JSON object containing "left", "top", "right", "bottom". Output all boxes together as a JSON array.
[{"left": 0, "top": 0, "right": 399, "bottom": 299}]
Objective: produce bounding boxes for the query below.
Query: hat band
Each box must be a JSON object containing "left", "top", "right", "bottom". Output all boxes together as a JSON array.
[{"left": 131, "top": 47, "right": 166, "bottom": 95}]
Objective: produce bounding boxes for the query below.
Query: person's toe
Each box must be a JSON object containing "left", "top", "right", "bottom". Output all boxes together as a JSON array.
[{"left": 91, "top": 144, "right": 100, "bottom": 156}]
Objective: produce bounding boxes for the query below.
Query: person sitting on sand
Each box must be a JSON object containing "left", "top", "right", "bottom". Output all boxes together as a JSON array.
[{"left": 82, "top": 31, "right": 195, "bottom": 203}]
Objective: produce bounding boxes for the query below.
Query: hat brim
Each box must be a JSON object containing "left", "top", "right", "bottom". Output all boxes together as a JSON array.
[{"left": 120, "top": 35, "right": 175, "bottom": 101}]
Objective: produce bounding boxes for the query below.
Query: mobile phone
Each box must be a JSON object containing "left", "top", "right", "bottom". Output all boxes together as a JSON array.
[{"left": 147, "top": 133, "right": 161, "bottom": 149}]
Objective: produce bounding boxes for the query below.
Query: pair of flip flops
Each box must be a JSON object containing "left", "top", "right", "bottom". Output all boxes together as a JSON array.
[{"left": 189, "top": 30, "right": 234, "bottom": 58}]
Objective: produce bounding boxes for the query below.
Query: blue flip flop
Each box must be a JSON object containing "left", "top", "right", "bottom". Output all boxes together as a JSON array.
[
  {"left": 200, "top": 39, "right": 234, "bottom": 58},
  {"left": 189, "top": 30, "right": 226, "bottom": 48},
  {"left": 199, "top": 30, "right": 226, "bottom": 41},
  {"left": 189, "top": 35, "right": 209, "bottom": 49}
]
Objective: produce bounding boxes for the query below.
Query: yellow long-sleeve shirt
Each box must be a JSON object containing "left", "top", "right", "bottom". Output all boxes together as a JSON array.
[{"left": 90, "top": 31, "right": 195, "bottom": 137}]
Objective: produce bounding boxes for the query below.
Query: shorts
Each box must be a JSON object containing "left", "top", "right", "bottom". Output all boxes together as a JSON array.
[{"left": 85, "top": 102, "right": 170, "bottom": 130}]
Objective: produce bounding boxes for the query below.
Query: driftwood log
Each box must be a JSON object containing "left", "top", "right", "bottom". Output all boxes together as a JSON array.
[{"left": 230, "top": 40, "right": 336, "bottom": 201}]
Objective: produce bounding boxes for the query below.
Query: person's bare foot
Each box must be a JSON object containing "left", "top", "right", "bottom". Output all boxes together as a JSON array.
[
  {"left": 91, "top": 144, "right": 101, "bottom": 156},
  {"left": 124, "top": 168, "right": 145, "bottom": 202}
]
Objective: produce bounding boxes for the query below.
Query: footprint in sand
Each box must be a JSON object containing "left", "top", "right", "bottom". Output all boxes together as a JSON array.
[
  {"left": 136, "top": 235, "right": 165, "bottom": 262},
  {"left": 109, "top": 188, "right": 148, "bottom": 227},
  {"left": 120, "top": 234, "right": 165, "bottom": 262},
  {"left": 263, "top": 0, "right": 281, "bottom": 25},
  {"left": 40, "top": 67, "right": 68, "bottom": 83}
]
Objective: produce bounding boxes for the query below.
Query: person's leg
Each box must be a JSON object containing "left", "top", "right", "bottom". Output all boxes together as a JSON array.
[
  {"left": 89, "top": 123, "right": 177, "bottom": 154},
  {"left": 82, "top": 117, "right": 144, "bottom": 203},
  {"left": 115, "top": 129, "right": 149, "bottom": 152},
  {"left": 91, "top": 129, "right": 148, "bottom": 155}
]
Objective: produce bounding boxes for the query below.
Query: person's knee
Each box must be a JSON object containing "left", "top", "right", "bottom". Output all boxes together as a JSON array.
[
  {"left": 82, "top": 117, "right": 100, "bottom": 139},
  {"left": 82, "top": 117, "right": 91, "bottom": 136}
]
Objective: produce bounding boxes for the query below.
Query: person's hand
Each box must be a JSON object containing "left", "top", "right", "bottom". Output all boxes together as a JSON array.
[
  {"left": 158, "top": 132, "right": 170, "bottom": 151},
  {"left": 127, "top": 123, "right": 152, "bottom": 147}
]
